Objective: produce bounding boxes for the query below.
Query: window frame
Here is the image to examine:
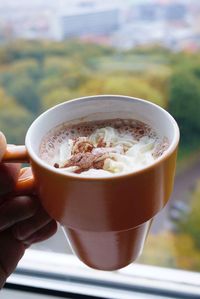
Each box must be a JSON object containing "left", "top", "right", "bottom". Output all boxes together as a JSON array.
[{"left": 4, "top": 249, "right": 200, "bottom": 299}]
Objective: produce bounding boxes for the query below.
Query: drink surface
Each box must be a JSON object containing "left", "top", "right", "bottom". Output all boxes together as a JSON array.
[{"left": 40, "top": 118, "right": 169, "bottom": 177}]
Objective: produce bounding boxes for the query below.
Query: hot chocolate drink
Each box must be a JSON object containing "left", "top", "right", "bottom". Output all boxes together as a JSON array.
[{"left": 39, "top": 119, "right": 168, "bottom": 177}]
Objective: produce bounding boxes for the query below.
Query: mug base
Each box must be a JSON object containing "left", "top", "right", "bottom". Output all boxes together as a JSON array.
[{"left": 63, "top": 220, "right": 151, "bottom": 271}]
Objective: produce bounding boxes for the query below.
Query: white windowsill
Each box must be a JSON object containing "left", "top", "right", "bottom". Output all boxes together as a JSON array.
[{"left": 6, "top": 249, "right": 200, "bottom": 299}]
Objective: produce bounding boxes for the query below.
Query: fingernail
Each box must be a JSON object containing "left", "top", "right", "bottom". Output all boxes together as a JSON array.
[
  {"left": 23, "top": 235, "right": 39, "bottom": 246},
  {"left": 12, "top": 226, "right": 36, "bottom": 245}
]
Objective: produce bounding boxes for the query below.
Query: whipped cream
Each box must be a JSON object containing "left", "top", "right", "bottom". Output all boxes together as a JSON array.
[{"left": 53, "top": 126, "right": 160, "bottom": 176}]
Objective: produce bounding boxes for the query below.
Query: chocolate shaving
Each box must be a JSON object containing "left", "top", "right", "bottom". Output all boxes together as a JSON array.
[
  {"left": 53, "top": 135, "right": 110, "bottom": 173},
  {"left": 61, "top": 152, "right": 108, "bottom": 173},
  {"left": 72, "top": 137, "right": 94, "bottom": 155}
]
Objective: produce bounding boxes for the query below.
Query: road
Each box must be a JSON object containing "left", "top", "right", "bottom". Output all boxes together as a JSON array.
[{"left": 33, "top": 157, "right": 200, "bottom": 253}]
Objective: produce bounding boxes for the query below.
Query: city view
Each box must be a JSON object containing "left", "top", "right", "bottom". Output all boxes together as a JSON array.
[
  {"left": 0, "top": 0, "right": 200, "bottom": 51},
  {"left": 0, "top": 0, "right": 200, "bottom": 273}
]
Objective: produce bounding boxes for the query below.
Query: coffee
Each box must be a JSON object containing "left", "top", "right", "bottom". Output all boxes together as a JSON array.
[{"left": 39, "top": 119, "right": 168, "bottom": 176}]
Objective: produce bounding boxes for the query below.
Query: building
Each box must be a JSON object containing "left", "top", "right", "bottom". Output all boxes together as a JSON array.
[
  {"left": 60, "top": 8, "right": 120, "bottom": 39},
  {"left": 164, "top": 4, "right": 187, "bottom": 21}
]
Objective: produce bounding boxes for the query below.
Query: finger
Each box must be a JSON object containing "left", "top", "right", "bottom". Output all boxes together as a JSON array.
[
  {"left": 0, "top": 136, "right": 21, "bottom": 196},
  {"left": 0, "top": 163, "right": 21, "bottom": 197},
  {"left": 0, "top": 132, "right": 6, "bottom": 161},
  {"left": 14, "top": 167, "right": 35, "bottom": 196},
  {"left": 23, "top": 220, "right": 57, "bottom": 246},
  {"left": 0, "top": 229, "right": 25, "bottom": 288},
  {"left": 12, "top": 207, "right": 52, "bottom": 241},
  {"left": 0, "top": 196, "right": 39, "bottom": 231}
]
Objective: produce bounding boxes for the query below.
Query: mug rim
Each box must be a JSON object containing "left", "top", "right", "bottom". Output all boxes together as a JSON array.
[{"left": 25, "top": 94, "right": 180, "bottom": 180}]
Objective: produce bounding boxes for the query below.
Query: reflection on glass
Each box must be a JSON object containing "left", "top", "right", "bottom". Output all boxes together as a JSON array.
[{"left": 0, "top": 0, "right": 200, "bottom": 273}]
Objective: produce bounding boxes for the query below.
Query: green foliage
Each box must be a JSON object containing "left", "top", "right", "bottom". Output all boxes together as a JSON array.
[
  {"left": 0, "top": 88, "right": 33, "bottom": 144},
  {"left": 168, "top": 69, "right": 200, "bottom": 146},
  {"left": 141, "top": 67, "right": 171, "bottom": 107},
  {"left": 0, "top": 87, "right": 13, "bottom": 108},
  {"left": 148, "top": 181, "right": 200, "bottom": 271},
  {"left": 174, "top": 234, "right": 200, "bottom": 271},
  {"left": 5, "top": 40, "right": 45, "bottom": 62},
  {"left": 176, "top": 181, "right": 200, "bottom": 249},
  {"left": 0, "top": 39, "right": 199, "bottom": 158},
  {"left": 139, "top": 232, "right": 177, "bottom": 268},
  {"left": 42, "top": 87, "right": 73, "bottom": 110},
  {"left": 39, "top": 77, "right": 66, "bottom": 96},
  {"left": 140, "top": 231, "right": 200, "bottom": 271},
  {"left": 6, "top": 76, "right": 41, "bottom": 114},
  {"left": 43, "top": 56, "right": 71, "bottom": 78},
  {"left": 79, "top": 75, "right": 164, "bottom": 106},
  {"left": 10, "top": 59, "right": 41, "bottom": 80},
  {"left": 128, "top": 45, "right": 172, "bottom": 57},
  {"left": 0, "top": 108, "right": 33, "bottom": 144}
]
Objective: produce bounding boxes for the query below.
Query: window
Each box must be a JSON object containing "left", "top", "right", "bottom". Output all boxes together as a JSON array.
[{"left": 1, "top": 0, "right": 200, "bottom": 297}]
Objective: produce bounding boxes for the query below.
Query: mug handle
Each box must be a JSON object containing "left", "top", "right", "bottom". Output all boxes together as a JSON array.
[{"left": 2, "top": 145, "right": 35, "bottom": 194}]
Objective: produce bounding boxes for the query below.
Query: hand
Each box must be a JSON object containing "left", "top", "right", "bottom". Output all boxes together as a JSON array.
[{"left": 0, "top": 132, "right": 57, "bottom": 288}]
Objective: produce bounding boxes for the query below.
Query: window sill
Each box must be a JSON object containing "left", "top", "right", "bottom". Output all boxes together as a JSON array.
[{"left": 5, "top": 249, "right": 200, "bottom": 299}]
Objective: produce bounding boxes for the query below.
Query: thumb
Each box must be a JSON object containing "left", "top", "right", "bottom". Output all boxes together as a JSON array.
[
  {"left": 0, "top": 132, "right": 7, "bottom": 162},
  {"left": 0, "top": 133, "right": 21, "bottom": 197}
]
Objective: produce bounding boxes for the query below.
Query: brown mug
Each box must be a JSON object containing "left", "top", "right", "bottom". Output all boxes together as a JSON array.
[{"left": 3, "top": 95, "right": 179, "bottom": 270}]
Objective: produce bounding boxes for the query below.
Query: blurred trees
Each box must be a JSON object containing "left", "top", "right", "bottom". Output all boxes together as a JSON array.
[
  {"left": 0, "top": 39, "right": 199, "bottom": 154},
  {"left": 139, "top": 231, "right": 177, "bottom": 268},
  {"left": 0, "top": 87, "right": 33, "bottom": 144},
  {"left": 168, "top": 65, "right": 200, "bottom": 147},
  {"left": 176, "top": 182, "right": 200, "bottom": 250},
  {"left": 7, "top": 77, "right": 41, "bottom": 114},
  {"left": 42, "top": 87, "right": 72, "bottom": 109},
  {"left": 0, "top": 40, "right": 168, "bottom": 144},
  {"left": 174, "top": 234, "right": 200, "bottom": 271},
  {"left": 79, "top": 75, "right": 164, "bottom": 106},
  {"left": 140, "top": 230, "right": 200, "bottom": 271},
  {"left": 140, "top": 180, "right": 200, "bottom": 272}
]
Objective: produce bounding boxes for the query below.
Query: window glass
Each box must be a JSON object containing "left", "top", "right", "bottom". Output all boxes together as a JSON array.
[{"left": 0, "top": 0, "right": 200, "bottom": 274}]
